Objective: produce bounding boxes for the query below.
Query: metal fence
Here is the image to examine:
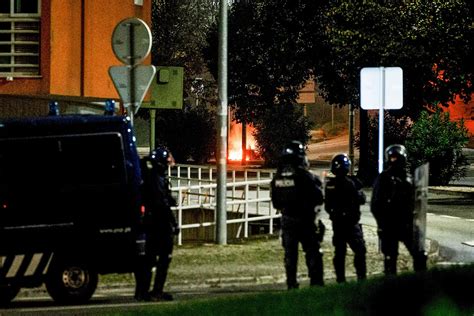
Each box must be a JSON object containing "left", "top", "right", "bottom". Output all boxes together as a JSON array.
[{"left": 168, "top": 164, "right": 280, "bottom": 245}]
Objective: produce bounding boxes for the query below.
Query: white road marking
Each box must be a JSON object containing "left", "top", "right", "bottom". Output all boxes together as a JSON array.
[
  {"left": 461, "top": 241, "right": 474, "bottom": 247},
  {"left": 439, "top": 215, "right": 461, "bottom": 219}
]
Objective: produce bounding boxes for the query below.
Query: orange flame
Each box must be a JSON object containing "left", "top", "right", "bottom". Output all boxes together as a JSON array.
[{"left": 228, "top": 122, "right": 257, "bottom": 161}]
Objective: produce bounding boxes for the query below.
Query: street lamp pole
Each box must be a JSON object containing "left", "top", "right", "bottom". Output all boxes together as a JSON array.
[{"left": 216, "top": 0, "right": 228, "bottom": 245}]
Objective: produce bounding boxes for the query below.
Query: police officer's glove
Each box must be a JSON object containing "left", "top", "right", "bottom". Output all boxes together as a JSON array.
[
  {"left": 316, "top": 220, "right": 325, "bottom": 242},
  {"left": 172, "top": 224, "right": 180, "bottom": 236},
  {"left": 275, "top": 217, "right": 282, "bottom": 231},
  {"left": 357, "top": 191, "right": 367, "bottom": 205},
  {"left": 377, "top": 228, "right": 384, "bottom": 239}
]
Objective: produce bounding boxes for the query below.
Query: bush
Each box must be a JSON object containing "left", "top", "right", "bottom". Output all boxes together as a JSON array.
[
  {"left": 253, "top": 104, "right": 312, "bottom": 167},
  {"left": 357, "top": 110, "right": 469, "bottom": 186},
  {"left": 406, "top": 110, "right": 469, "bottom": 185}
]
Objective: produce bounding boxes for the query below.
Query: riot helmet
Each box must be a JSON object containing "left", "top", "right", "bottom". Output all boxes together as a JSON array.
[
  {"left": 280, "top": 140, "right": 308, "bottom": 168},
  {"left": 384, "top": 144, "right": 407, "bottom": 168},
  {"left": 149, "top": 146, "right": 175, "bottom": 171},
  {"left": 331, "top": 153, "right": 351, "bottom": 176}
]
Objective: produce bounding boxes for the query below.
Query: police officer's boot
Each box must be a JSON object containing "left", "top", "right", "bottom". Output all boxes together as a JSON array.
[
  {"left": 134, "top": 268, "right": 152, "bottom": 301},
  {"left": 413, "top": 252, "right": 428, "bottom": 272},
  {"left": 285, "top": 266, "right": 299, "bottom": 290},
  {"left": 150, "top": 256, "right": 173, "bottom": 301},
  {"left": 333, "top": 256, "right": 346, "bottom": 283},
  {"left": 283, "top": 249, "right": 299, "bottom": 290},
  {"left": 354, "top": 253, "right": 367, "bottom": 281},
  {"left": 308, "top": 251, "right": 324, "bottom": 286}
]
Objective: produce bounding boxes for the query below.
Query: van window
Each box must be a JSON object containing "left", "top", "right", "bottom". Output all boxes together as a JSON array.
[
  {"left": 57, "top": 133, "right": 127, "bottom": 187},
  {"left": 0, "top": 132, "right": 127, "bottom": 225}
]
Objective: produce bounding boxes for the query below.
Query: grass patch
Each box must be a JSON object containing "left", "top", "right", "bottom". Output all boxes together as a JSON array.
[
  {"left": 106, "top": 264, "right": 474, "bottom": 315},
  {"left": 100, "top": 228, "right": 440, "bottom": 287}
]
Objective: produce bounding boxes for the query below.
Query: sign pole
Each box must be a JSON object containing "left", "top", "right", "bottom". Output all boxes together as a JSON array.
[
  {"left": 361, "top": 66, "right": 403, "bottom": 173},
  {"left": 378, "top": 67, "right": 385, "bottom": 174},
  {"left": 109, "top": 17, "right": 155, "bottom": 127},
  {"left": 129, "top": 23, "right": 136, "bottom": 125},
  {"left": 149, "top": 109, "right": 156, "bottom": 151}
]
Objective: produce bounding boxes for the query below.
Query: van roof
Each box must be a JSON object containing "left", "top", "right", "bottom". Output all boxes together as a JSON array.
[{"left": 0, "top": 115, "right": 132, "bottom": 138}]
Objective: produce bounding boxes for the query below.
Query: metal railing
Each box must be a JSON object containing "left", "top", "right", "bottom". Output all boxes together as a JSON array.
[{"left": 168, "top": 164, "right": 280, "bottom": 245}]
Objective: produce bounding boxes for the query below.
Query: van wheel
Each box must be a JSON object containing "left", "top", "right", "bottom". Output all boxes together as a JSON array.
[
  {"left": 45, "top": 260, "right": 98, "bottom": 304},
  {"left": 0, "top": 285, "right": 20, "bottom": 305}
]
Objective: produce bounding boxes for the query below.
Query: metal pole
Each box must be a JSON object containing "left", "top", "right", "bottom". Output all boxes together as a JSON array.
[
  {"left": 149, "top": 109, "right": 156, "bottom": 151},
  {"left": 378, "top": 67, "right": 385, "bottom": 173},
  {"left": 348, "top": 104, "right": 355, "bottom": 175},
  {"left": 216, "top": 0, "right": 228, "bottom": 245},
  {"left": 242, "top": 121, "right": 247, "bottom": 164},
  {"left": 129, "top": 22, "right": 136, "bottom": 126}
]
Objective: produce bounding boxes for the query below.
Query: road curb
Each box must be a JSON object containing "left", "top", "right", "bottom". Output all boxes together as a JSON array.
[{"left": 429, "top": 186, "right": 474, "bottom": 198}]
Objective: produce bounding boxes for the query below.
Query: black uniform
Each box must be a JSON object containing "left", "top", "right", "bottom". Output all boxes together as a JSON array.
[
  {"left": 325, "top": 175, "right": 367, "bottom": 282},
  {"left": 271, "top": 163, "right": 324, "bottom": 289},
  {"left": 134, "top": 157, "right": 178, "bottom": 301},
  {"left": 371, "top": 166, "right": 427, "bottom": 275}
]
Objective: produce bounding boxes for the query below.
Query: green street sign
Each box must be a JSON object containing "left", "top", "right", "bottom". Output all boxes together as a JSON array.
[{"left": 142, "top": 66, "right": 184, "bottom": 109}]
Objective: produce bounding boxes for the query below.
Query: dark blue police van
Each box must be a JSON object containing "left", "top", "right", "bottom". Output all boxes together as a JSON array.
[{"left": 0, "top": 114, "right": 142, "bottom": 304}]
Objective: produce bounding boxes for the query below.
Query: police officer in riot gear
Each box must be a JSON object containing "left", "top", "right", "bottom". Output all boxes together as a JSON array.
[
  {"left": 371, "top": 144, "right": 427, "bottom": 275},
  {"left": 325, "top": 154, "right": 367, "bottom": 283},
  {"left": 134, "top": 146, "right": 179, "bottom": 301},
  {"left": 271, "top": 140, "right": 325, "bottom": 289}
]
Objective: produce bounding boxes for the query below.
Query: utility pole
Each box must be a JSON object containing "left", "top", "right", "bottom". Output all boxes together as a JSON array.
[
  {"left": 242, "top": 121, "right": 247, "bottom": 164},
  {"left": 216, "top": 0, "right": 228, "bottom": 245}
]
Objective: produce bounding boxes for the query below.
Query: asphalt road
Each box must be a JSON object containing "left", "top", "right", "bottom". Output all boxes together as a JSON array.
[{"left": 424, "top": 194, "right": 474, "bottom": 263}]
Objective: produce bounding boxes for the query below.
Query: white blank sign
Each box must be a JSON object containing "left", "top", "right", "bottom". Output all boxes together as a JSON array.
[{"left": 360, "top": 67, "right": 403, "bottom": 110}]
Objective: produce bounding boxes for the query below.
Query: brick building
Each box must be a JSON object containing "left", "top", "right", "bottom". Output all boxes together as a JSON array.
[{"left": 0, "top": 0, "right": 151, "bottom": 117}]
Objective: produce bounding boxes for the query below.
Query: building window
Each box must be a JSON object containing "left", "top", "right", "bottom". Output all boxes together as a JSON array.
[{"left": 0, "top": 0, "right": 41, "bottom": 78}]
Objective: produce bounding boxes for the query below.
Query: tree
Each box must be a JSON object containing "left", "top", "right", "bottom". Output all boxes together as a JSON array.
[
  {"left": 207, "top": 1, "right": 315, "bottom": 123},
  {"left": 152, "top": 0, "right": 218, "bottom": 78},
  {"left": 313, "top": 0, "right": 473, "bottom": 117},
  {"left": 253, "top": 104, "right": 312, "bottom": 167},
  {"left": 203, "top": 0, "right": 473, "bottom": 167},
  {"left": 139, "top": 0, "right": 220, "bottom": 162},
  {"left": 154, "top": 104, "right": 217, "bottom": 163},
  {"left": 310, "top": 0, "right": 473, "bottom": 181},
  {"left": 204, "top": 1, "right": 323, "bottom": 164}
]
